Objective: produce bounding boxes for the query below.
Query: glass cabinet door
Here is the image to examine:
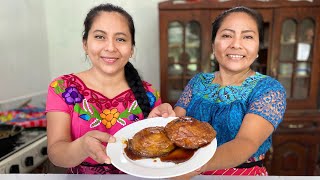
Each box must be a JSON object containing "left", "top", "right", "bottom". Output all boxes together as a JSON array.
[
  {"left": 278, "top": 18, "right": 314, "bottom": 99},
  {"left": 274, "top": 8, "right": 318, "bottom": 109},
  {"left": 167, "top": 20, "right": 201, "bottom": 102}
]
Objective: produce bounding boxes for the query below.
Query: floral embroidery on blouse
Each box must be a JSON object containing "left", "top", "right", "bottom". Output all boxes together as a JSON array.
[
  {"left": 147, "top": 92, "right": 156, "bottom": 108},
  {"left": 62, "top": 87, "right": 84, "bottom": 105},
  {"left": 100, "top": 108, "right": 120, "bottom": 129},
  {"left": 50, "top": 75, "right": 160, "bottom": 129}
]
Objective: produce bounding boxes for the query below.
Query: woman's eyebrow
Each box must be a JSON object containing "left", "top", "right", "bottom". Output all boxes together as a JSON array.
[
  {"left": 92, "top": 29, "right": 106, "bottom": 34},
  {"left": 92, "top": 30, "right": 128, "bottom": 37},
  {"left": 114, "top": 32, "right": 128, "bottom": 37},
  {"left": 220, "top": 28, "right": 256, "bottom": 34}
]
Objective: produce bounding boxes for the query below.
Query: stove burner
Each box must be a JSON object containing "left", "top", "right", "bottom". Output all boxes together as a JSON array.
[{"left": 0, "top": 128, "right": 46, "bottom": 161}]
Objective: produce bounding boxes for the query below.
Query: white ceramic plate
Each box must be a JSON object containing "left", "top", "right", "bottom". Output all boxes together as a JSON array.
[{"left": 106, "top": 117, "right": 217, "bottom": 179}]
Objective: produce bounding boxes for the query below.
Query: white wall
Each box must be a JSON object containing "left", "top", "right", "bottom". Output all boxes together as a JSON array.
[
  {"left": 0, "top": 0, "right": 164, "bottom": 106},
  {"left": 0, "top": 0, "right": 50, "bottom": 102}
]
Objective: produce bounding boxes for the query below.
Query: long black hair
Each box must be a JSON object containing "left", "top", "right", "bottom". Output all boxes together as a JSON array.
[{"left": 82, "top": 3, "right": 151, "bottom": 118}]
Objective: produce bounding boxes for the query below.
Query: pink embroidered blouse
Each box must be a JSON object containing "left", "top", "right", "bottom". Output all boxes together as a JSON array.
[{"left": 46, "top": 74, "right": 162, "bottom": 164}]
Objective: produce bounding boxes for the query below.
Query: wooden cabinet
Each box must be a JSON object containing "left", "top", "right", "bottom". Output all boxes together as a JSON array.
[
  {"left": 270, "top": 113, "right": 320, "bottom": 175},
  {"left": 271, "top": 7, "right": 320, "bottom": 109},
  {"left": 159, "top": 0, "right": 320, "bottom": 175}
]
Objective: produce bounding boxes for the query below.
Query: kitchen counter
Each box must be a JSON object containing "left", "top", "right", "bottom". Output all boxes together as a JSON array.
[{"left": 0, "top": 174, "right": 319, "bottom": 180}]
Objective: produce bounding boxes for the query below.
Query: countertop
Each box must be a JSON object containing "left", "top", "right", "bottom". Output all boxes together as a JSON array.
[{"left": 0, "top": 174, "right": 319, "bottom": 180}]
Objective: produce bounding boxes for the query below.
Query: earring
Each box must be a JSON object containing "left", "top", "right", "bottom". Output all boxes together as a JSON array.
[
  {"left": 85, "top": 53, "right": 89, "bottom": 62},
  {"left": 211, "top": 52, "right": 215, "bottom": 60},
  {"left": 129, "top": 56, "right": 136, "bottom": 63},
  {"left": 130, "top": 47, "right": 137, "bottom": 62}
]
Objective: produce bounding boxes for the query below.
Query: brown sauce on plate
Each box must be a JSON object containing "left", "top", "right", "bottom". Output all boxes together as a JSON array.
[
  {"left": 160, "top": 147, "right": 195, "bottom": 164},
  {"left": 124, "top": 139, "right": 196, "bottom": 164}
]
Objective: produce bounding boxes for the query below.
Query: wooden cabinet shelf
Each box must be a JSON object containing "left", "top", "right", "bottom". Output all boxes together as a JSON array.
[
  {"left": 159, "top": 0, "right": 320, "bottom": 175},
  {"left": 168, "top": 75, "right": 193, "bottom": 79},
  {"left": 278, "top": 74, "right": 311, "bottom": 78},
  {"left": 169, "top": 62, "right": 198, "bottom": 65}
]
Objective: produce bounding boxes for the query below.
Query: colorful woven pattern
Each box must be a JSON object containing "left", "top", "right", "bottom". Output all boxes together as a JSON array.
[{"left": 0, "top": 105, "right": 46, "bottom": 128}]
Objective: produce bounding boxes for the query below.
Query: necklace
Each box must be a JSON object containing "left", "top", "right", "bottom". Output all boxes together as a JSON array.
[{"left": 218, "top": 68, "right": 252, "bottom": 87}]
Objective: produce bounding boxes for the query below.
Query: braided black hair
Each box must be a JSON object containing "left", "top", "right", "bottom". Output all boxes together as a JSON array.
[
  {"left": 125, "top": 62, "right": 151, "bottom": 118},
  {"left": 83, "top": 3, "right": 151, "bottom": 118}
]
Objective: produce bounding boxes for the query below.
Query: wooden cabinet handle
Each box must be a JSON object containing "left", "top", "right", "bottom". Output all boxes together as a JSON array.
[
  {"left": 272, "top": 67, "right": 277, "bottom": 77},
  {"left": 288, "top": 124, "right": 304, "bottom": 128}
]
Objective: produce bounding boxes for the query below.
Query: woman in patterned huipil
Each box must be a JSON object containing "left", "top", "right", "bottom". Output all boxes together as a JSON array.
[
  {"left": 45, "top": 3, "right": 161, "bottom": 174},
  {"left": 149, "top": 6, "right": 286, "bottom": 177}
]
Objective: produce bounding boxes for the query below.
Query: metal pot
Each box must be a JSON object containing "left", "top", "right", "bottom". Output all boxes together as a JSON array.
[
  {"left": 0, "top": 124, "right": 23, "bottom": 140},
  {"left": 0, "top": 124, "right": 24, "bottom": 149}
]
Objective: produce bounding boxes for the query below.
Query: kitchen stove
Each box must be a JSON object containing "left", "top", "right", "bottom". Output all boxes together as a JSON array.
[{"left": 0, "top": 128, "right": 47, "bottom": 173}]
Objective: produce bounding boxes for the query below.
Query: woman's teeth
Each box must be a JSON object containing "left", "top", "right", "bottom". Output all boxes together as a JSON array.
[{"left": 228, "top": 54, "right": 244, "bottom": 58}]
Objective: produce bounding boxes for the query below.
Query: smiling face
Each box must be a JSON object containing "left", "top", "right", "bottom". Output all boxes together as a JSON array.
[
  {"left": 212, "top": 12, "right": 259, "bottom": 73},
  {"left": 83, "top": 12, "right": 133, "bottom": 75}
]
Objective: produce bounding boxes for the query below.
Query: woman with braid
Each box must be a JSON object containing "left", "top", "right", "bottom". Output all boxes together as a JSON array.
[{"left": 45, "top": 3, "right": 161, "bottom": 174}]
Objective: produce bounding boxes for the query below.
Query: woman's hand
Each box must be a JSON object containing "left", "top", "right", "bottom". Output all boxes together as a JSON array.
[
  {"left": 148, "top": 103, "right": 176, "bottom": 118},
  {"left": 80, "top": 130, "right": 116, "bottom": 164}
]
